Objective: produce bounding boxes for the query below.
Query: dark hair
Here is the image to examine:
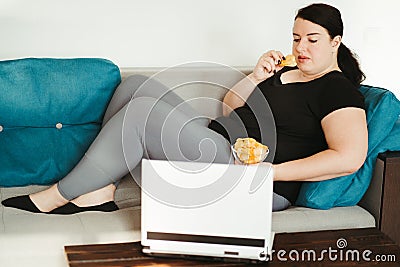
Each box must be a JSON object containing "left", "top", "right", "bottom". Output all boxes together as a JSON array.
[{"left": 295, "top": 3, "right": 365, "bottom": 86}]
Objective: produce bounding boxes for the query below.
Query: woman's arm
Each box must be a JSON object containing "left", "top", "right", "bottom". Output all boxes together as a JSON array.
[
  {"left": 222, "top": 73, "right": 259, "bottom": 116},
  {"left": 272, "top": 107, "right": 368, "bottom": 181},
  {"left": 223, "top": 51, "right": 285, "bottom": 116}
]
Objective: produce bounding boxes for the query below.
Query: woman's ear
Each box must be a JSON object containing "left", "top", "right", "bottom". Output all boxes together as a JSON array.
[{"left": 332, "top": 35, "right": 342, "bottom": 50}]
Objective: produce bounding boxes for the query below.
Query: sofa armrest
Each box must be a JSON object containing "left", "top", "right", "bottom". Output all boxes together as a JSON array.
[
  {"left": 359, "top": 151, "right": 400, "bottom": 247},
  {"left": 359, "top": 151, "right": 400, "bottom": 245},
  {"left": 378, "top": 151, "right": 400, "bottom": 245},
  {"left": 358, "top": 157, "right": 385, "bottom": 227}
]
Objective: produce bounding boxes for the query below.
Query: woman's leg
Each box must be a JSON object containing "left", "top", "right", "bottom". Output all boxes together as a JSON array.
[
  {"left": 73, "top": 74, "right": 207, "bottom": 206},
  {"left": 272, "top": 192, "right": 291, "bottom": 211},
  {"left": 57, "top": 96, "right": 231, "bottom": 201},
  {"left": 62, "top": 95, "right": 292, "bottom": 211}
]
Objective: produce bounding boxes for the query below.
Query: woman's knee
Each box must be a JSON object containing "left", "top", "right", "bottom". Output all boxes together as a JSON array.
[
  {"left": 124, "top": 96, "right": 163, "bottom": 120},
  {"left": 124, "top": 74, "right": 170, "bottom": 99}
]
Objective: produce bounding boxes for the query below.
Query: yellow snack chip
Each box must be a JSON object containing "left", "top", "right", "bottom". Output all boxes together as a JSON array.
[
  {"left": 278, "top": 54, "right": 297, "bottom": 67},
  {"left": 233, "top": 138, "right": 269, "bottom": 164}
]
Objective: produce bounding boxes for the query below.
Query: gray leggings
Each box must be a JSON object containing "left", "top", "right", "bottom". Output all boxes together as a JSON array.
[{"left": 57, "top": 75, "right": 291, "bottom": 211}]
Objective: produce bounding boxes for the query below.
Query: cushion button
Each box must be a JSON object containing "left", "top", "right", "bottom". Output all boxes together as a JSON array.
[
  {"left": 0, "top": 125, "right": 3, "bottom": 132},
  {"left": 56, "top": 123, "right": 63, "bottom": 129}
]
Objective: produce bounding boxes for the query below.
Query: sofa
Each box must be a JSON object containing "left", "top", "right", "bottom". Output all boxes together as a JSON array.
[{"left": 0, "top": 60, "right": 399, "bottom": 267}]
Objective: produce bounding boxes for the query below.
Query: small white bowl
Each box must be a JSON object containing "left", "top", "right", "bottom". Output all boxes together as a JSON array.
[{"left": 231, "top": 145, "right": 269, "bottom": 164}]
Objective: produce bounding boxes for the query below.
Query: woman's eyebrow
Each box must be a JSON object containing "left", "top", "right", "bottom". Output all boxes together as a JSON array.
[{"left": 293, "top": 33, "right": 321, "bottom": 36}]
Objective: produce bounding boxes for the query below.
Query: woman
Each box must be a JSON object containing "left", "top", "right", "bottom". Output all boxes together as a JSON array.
[{"left": 2, "top": 3, "right": 367, "bottom": 214}]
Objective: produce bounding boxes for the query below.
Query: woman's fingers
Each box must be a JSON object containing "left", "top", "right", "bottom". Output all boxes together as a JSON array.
[
  {"left": 262, "top": 50, "right": 285, "bottom": 71},
  {"left": 277, "top": 51, "right": 285, "bottom": 60},
  {"left": 269, "top": 50, "right": 283, "bottom": 65},
  {"left": 253, "top": 50, "right": 286, "bottom": 81},
  {"left": 260, "top": 56, "right": 274, "bottom": 73}
]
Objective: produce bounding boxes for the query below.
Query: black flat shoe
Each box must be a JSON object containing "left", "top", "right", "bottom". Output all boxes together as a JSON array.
[
  {"left": 50, "top": 201, "right": 119, "bottom": 215},
  {"left": 1, "top": 195, "right": 46, "bottom": 214}
]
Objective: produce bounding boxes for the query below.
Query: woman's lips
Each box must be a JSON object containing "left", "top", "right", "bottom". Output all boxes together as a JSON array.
[{"left": 297, "top": 55, "right": 310, "bottom": 63}]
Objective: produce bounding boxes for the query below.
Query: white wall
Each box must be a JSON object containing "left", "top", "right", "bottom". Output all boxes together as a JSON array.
[{"left": 1, "top": 0, "right": 399, "bottom": 96}]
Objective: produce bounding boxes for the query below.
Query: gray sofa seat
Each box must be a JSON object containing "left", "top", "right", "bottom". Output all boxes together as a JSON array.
[
  {"left": 118, "top": 173, "right": 375, "bottom": 234},
  {"left": 117, "top": 171, "right": 375, "bottom": 234}
]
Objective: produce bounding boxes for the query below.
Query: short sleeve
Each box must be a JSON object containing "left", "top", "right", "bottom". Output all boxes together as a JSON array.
[{"left": 315, "top": 76, "right": 365, "bottom": 120}]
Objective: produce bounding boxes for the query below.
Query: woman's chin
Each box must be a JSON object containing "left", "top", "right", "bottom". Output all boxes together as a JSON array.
[{"left": 296, "top": 64, "right": 311, "bottom": 73}]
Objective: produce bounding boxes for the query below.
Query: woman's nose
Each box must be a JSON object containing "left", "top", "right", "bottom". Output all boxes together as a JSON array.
[{"left": 295, "top": 40, "right": 306, "bottom": 53}]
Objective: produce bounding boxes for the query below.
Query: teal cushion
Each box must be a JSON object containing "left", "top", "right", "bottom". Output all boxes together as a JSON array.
[
  {"left": 0, "top": 58, "right": 121, "bottom": 186},
  {"left": 296, "top": 85, "right": 400, "bottom": 209}
]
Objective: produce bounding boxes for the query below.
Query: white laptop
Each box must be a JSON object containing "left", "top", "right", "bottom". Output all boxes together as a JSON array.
[{"left": 140, "top": 159, "right": 274, "bottom": 262}]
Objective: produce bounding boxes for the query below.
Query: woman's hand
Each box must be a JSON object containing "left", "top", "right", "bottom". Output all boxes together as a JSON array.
[
  {"left": 251, "top": 50, "right": 285, "bottom": 83},
  {"left": 222, "top": 50, "right": 285, "bottom": 116}
]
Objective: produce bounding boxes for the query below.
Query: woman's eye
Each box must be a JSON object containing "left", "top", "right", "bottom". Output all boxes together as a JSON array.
[
  {"left": 293, "top": 39, "right": 300, "bottom": 43},
  {"left": 309, "top": 39, "right": 318, "bottom": 43}
]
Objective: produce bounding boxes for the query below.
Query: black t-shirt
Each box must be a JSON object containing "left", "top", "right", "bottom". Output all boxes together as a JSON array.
[{"left": 208, "top": 67, "right": 365, "bottom": 203}]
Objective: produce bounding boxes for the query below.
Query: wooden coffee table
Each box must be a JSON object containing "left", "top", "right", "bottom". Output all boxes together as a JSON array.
[{"left": 65, "top": 228, "right": 399, "bottom": 266}]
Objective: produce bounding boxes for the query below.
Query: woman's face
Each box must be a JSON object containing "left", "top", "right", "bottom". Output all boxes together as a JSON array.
[{"left": 292, "top": 18, "right": 341, "bottom": 75}]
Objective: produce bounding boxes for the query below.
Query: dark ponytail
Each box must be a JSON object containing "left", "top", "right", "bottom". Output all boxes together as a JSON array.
[
  {"left": 296, "top": 3, "right": 365, "bottom": 86},
  {"left": 338, "top": 43, "right": 365, "bottom": 86}
]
